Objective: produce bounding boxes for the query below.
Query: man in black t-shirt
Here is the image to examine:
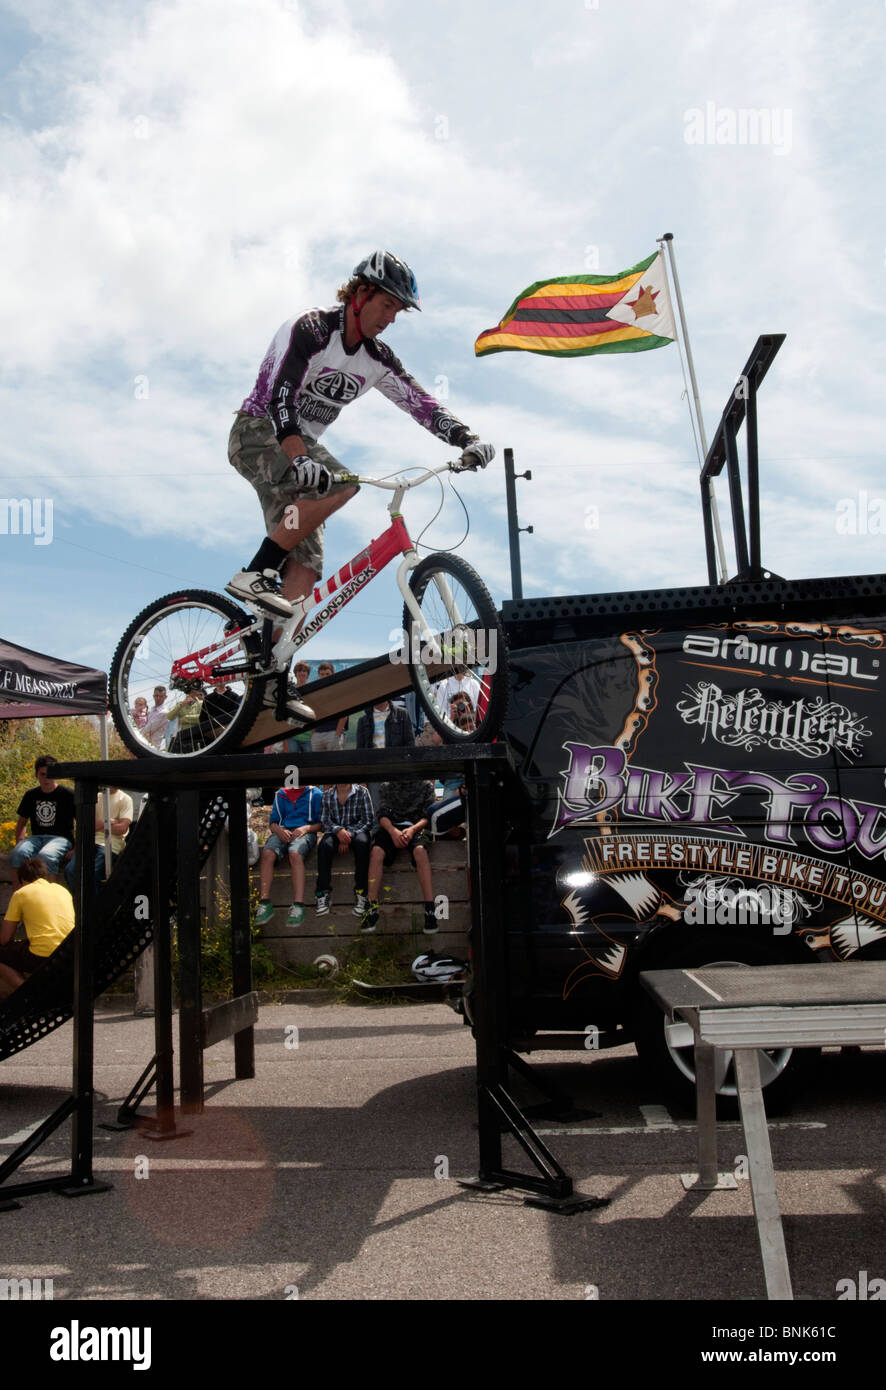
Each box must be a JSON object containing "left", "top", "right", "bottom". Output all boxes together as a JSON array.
[{"left": 10, "top": 755, "right": 76, "bottom": 889}]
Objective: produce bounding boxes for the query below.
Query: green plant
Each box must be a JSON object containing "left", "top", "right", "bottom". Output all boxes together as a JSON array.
[
  {"left": 336, "top": 935, "right": 416, "bottom": 1001},
  {"left": 170, "top": 880, "right": 278, "bottom": 994},
  {"left": 0, "top": 716, "right": 129, "bottom": 825}
]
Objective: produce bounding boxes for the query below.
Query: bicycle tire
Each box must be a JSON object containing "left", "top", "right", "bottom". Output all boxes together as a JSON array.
[
  {"left": 109, "top": 590, "right": 263, "bottom": 759},
  {"left": 403, "top": 554, "right": 508, "bottom": 742}
]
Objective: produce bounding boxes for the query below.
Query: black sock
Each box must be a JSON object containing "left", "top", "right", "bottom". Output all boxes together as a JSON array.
[{"left": 247, "top": 538, "right": 289, "bottom": 574}]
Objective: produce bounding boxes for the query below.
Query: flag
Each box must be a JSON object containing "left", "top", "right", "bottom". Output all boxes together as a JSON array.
[{"left": 474, "top": 251, "right": 677, "bottom": 358}]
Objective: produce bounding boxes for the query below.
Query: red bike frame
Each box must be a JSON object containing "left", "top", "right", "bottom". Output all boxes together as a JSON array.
[{"left": 170, "top": 512, "right": 416, "bottom": 687}]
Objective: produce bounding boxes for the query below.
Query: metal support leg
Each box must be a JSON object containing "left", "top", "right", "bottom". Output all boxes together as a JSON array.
[
  {"left": 734, "top": 1047, "right": 793, "bottom": 1301},
  {"left": 682, "top": 1040, "right": 737, "bottom": 1191},
  {"left": 459, "top": 762, "right": 607, "bottom": 1213},
  {"left": 64, "top": 788, "right": 111, "bottom": 1198},
  {"left": 228, "top": 791, "right": 255, "bottom": 1080},
  {"left": 177, "top": 790, "right": 204, "bottom": 1114}
]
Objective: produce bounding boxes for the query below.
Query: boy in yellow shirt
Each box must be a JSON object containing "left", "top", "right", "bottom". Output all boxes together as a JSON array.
[{"left": 0, "top": 857, "right": 75, "bottom": 993}]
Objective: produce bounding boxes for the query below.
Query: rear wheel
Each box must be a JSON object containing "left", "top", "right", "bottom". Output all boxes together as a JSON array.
[
  {"left": 632, "top": 931, "right": 820, "bottom": 1115},
  {"left": 403, "top": 554, "right": 508, "bottom": 742},
  {"left": 109, "top": 590, "right": 263, "bottom": 759}
]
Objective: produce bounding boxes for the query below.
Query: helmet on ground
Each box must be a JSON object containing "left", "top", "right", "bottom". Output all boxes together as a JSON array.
[
  {"left": 353, "top": 250, "right": 421, "bottom": 310},
  {"left": 411, "top": 952, "right": 468, "bottom": 983}
]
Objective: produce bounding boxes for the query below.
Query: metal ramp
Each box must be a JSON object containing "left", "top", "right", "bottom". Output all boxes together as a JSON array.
[
  {"left": 0, "top": 793, "right": 229, "bottom": 1063},
  {"left": 237, "top": 649, "right": 416, "bottom": 749}
]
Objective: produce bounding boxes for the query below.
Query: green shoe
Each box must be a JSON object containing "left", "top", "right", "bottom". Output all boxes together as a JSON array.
[
  {"left": 287, "top": 902, "right": 305, "bottom": 927},
  {"left": 254, "top": 901, "right": 275, "bottom": 927}
]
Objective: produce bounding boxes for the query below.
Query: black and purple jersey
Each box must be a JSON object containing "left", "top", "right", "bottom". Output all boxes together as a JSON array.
[{"left": 241, "top": 304, "right": 473, "bottom": 449}]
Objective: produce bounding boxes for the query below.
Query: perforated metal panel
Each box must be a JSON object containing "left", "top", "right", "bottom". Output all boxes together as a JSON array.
[
  {"left": 0, "top": 793, "right": 230, "bottom": 1061},
  {"left": 502, "top": 573, "right": 886, "bottom": 647}
]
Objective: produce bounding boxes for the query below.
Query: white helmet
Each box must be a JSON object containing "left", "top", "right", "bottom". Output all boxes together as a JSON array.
[{"left": 411, "top": 952, "right": 468, "bottom": 983}]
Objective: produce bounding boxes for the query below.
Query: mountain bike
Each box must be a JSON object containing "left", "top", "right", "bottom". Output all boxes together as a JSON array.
[{"left": 108, "top": 462, "right": 508, "bottom": 759}]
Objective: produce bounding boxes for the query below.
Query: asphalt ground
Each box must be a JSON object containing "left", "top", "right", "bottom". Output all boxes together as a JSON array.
[{"left": 1, "top": 997, "right": 884, "bottom": 1364}]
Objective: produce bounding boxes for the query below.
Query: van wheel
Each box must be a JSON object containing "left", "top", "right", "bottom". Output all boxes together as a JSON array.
[{"left": 631, "top": 933, "right": 820, "bottom": 1116}]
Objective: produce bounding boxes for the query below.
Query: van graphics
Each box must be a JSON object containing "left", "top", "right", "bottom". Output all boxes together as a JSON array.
[
  {"left": 551, "top": 743, "right": 886, "bottom": 863},
  {"left": 676, "top": 683, "right": 870, "bottom": 761},
  {"left": 581, "top": 833, "right": 886, "bottom": 928},
  {"left": 681, "top": 623, "right": 883, "bottom": 688},
  {"left": 554, "top": 832, "right": 886, "bottom": 992},
  {"left": 508, "top": 618, "right": 886, "bottom": 997}
]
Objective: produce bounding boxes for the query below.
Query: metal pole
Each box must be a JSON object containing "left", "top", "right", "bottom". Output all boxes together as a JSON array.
[
  {"left": 99, "top": 714, "right": 112, "bottom": 879},
  {"left": 659, "top": 233, "right": 729, "bottom": 583},
  {"left": 504, "top": 448, "right": 523, "bottom": 601},
  {"left": 151, "top": 797, "right": 177, "bottom": 1134},
  {"left": 70, "top": 784, "right": 97, "bottom": 1187},
  {"left": 228, "top": 790, "right": 255, "bottom": 1080},
  {"left": 177, "top": 790, "right": 204, "bottom": 1113}
]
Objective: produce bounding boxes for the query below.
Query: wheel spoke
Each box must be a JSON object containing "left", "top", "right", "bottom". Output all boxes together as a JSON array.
[
  {"left": 664, "top": 1020, "right": 695, "bottom": 1049},
  {"left": 712, "top": 1048, "right": 734, "bottom": 1091},
  {"left": 110, "top": 594, "right": 259, "bottom": 758},
  {"left": 756, "top": 1048, "right": 789, "bottom": 1086},
  {"left": 404, "top": 556, "right": 506, "bottom": 743}
]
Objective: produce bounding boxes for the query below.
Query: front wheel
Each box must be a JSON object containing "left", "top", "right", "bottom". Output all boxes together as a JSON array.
[
  {"left": 109, "top": 590, "right": 263, "bottom": 759},
  {"left": 403, "top": 554, "right": 508, "bottom": 743}
]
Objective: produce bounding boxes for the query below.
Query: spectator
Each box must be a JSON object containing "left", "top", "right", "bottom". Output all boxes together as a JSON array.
[
  {"left": 356, "top": 698, "right": 414, "bottom": 812},
  {"left": 310, "top": 661, "right": 348, "bottom": 751},
  {"left": 401, "top": 689, "right": 425, "bottom": 738},
  {"left": 315, "top": 782, "right": 374, "bottom": 917},
  {"left": 132, "top": 696, "right": 149, "bottom": 729},
  {"left": 361, "top": 777, "right": 437, "bottom": 935},
  {"left": 65, "top": 786, "right": 134, "bottom": 893},
  {"left": 433, "top": 665, "right": 481, "bottom": 718},
  {"left": 0, "top": 857, "right": 75, "bottom": 995},
  {"left": 355, "top": 698, "right": 414, "bottom": 751},
  {"left": 416, "top": 724, "right": 467, "bottom": 838},
  {"left": 200, "top": 679, "right": 242, "bottom": 743},
  {"left": 254, "top": 783, "right": 323, "bottom": 928},
  {"left": 142, "top": 685, "right": 170, "bottom": 749},
  {"left": 286, "top": 661, "right": 314, "bottom": 753},
  {"left": 165, "top": 688, "right": 205, "bottom": 755},
  {"left": 10, "top": 756, "right": 76, "bottom": 889}
]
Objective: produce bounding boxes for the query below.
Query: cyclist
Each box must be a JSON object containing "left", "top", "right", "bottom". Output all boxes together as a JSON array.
[{"left": 225, "top": 252, "right": 494, "bottom": 716}]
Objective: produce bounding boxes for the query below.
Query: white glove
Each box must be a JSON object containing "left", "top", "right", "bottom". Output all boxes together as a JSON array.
[
  {"left": 454, "top": 440, "right": 495, "bottom": 471},
  {"left": 291, "top": 454, "right": 333, "bottom": 495}
]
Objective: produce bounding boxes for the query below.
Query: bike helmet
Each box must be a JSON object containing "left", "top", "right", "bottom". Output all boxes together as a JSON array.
[
  {"left": 353, "top": 250, "right": 421, "bottom": 310},
  {"left": 411, "top": 952, "right": 468, "bottom": 983}
]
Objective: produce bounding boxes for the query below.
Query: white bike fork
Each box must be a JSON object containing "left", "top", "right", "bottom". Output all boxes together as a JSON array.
[{"left": 396, "top": 550, "right": 460, "bottom": 662}]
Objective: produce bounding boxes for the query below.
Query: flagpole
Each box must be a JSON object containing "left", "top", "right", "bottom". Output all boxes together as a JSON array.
[{"left": 658, "top": 232, "right": 729, "bottom": 583}]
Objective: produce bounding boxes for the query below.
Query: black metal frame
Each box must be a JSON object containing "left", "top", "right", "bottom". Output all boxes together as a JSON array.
[
  {"left": 504, "top": 448, "right": 532, "bottom": 602},
  {"left": 2, "top": 745, "right": 598, "bottom": 1212},
  {"left": 699, "top": 333, "right": 786, "bottom": 583}
]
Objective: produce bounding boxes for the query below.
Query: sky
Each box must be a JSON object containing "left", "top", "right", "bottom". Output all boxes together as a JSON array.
[{"left": 1, "top": 0, "right": 885, "bottom": 677}]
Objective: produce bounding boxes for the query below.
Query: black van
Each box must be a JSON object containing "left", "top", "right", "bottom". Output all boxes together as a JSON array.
[{"left": 494, "top": 577, "right": 886, "bottom": 1109}]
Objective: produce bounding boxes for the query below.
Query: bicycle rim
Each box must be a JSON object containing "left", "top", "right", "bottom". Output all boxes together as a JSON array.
[
  {"left": 110, "top": 592, "right": 261, "bottom": 758},
  {"left": 404, "top": 555, "right": 507, "bottom": 742}
]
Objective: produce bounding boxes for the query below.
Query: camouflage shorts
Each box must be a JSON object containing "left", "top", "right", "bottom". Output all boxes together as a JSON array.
[{"left": 228, "top": 411, "right": 357, "bottom": 578}]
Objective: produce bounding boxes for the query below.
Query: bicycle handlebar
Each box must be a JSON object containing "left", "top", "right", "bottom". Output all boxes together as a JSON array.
[{"left": 334, "top": 461, "right": 471, "bottom": 492}]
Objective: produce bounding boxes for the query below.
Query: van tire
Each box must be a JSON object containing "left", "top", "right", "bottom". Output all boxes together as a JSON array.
[{"left": 631, "top": 931, "right": 821, "bottom": 1116}]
